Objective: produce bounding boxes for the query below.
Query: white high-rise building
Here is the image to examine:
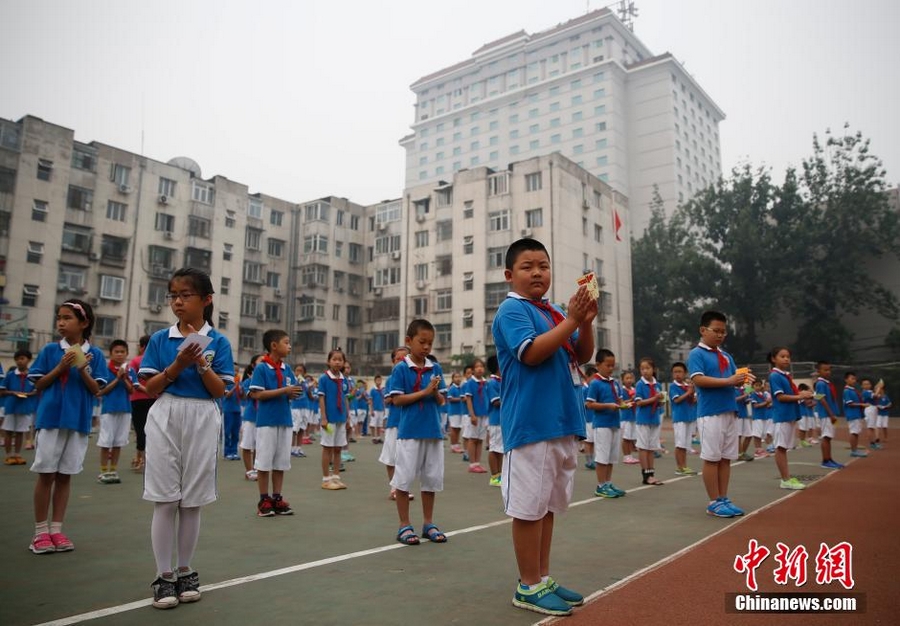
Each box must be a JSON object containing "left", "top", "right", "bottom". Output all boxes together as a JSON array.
[{"left": 400, "top": 7, "right": 724, "bottom": 234}]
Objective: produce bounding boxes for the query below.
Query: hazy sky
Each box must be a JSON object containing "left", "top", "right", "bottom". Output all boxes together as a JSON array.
[{"left": 4, "top": 0, "right": 898, "bottom": 207}]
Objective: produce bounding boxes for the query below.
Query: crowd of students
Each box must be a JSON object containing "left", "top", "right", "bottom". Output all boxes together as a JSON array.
[{"left": 3, "top": 241, "right": 893, "bottom": 618}]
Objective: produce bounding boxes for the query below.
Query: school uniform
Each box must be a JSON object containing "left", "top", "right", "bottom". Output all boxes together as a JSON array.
[
  {"left": 768, "top": 368, "right": 801, "bottom": 450},
  {"left": 586, "top": 374, "right": 622, "bottom": 465},
  {"left": 843, "top": 386, "right": 865, "bottom": 435},
  {"left": 687, "top": 342, "right": 738, "bottom": 462},
  {"left": 239, "top": 377, "right": 258, "bottom": 451},
  {"left": 634, "top": 377, "right": 663, "bottom": 451},
  {"left": 3, "top": 369, "right": 37, "bottom": 433},
  {"left": 487, "top": 375, "right": 503, "bottom": 454},
  {"left": 814, "top": 377, "right": 840, "bottom": 439},
  {"left": 250, "top": 360, "right": 298, "bottom": 472},
  {"left": 750, "top": 391, "right": 769, "bottom": 440},
  {"left": 877, "top": 394, "right": 891, "bottom": 429},
  {"left": 862, "top": 389, "right": 878, "bottom": 429},
  {"left": 378, "top": 370, "right": 400, "bottom": 467},
  {"left": 222, "top": 380, "right": 242, "bottom": 458},
  {"left": 139, "top": 323, "right": 234, "bottom": 507},
  {"left": 368, "top": 385, "right": 386, "bottom": 430},
  {"left": 98, "top": 364, "right": 133, "bottom": 449},
  {"left": 671, "top": 381, "right": 700, "bottom": 447},
  {"left": 462, "top": 376, "right": 490, "bottom": 441},
  {"left": 317, "top": 371, "right": 348, "bottom": 448}
]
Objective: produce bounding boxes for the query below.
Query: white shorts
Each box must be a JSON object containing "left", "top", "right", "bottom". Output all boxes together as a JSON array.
[
  {"left": 636, "top": 424, "right": 661, "bottom": 451},
  {"left": 2, "top": 413, "right": 33, "bottom": 433},
  {"left": 319, "top": 423, "right": 349, "bottom": 448},
  {"left": 488, "top": 424, "right": 504, "bottom": 454},
  {"left": 390, "top": 439, "right": 444, "bottom": 492},
  {"left": 864, "top": 406, "right": 878, "bottom": 428},
  {"left": 448, "top": 414, "right": 463, "bottom": 429},
  {"left": 300, "top": 408, "right": 313, "bottom": 429},
  {"left": 848, "top": 418, "right": 863, "bottom": 435},
  {"left": 369, "top": 410, "right": 385, "bottom": 429},
  {"left": 31, "top": 429, "right": 89, "bottom": 474},
  {"left": 143, "top": 394, "right": 221, "bottom": 507},
  {"left": 291, "top": 409, "right": 304, "bottom": 433},
  {"left": 773, "top": 421, "right": 796, "bottom": 450},
  {"left": 799, "top": 415, "right": 817, "bottom": 432},
  {"left": 254, "top": 425, "right": 292, "bottom": 471},
  {"left": 378, "top": 427, "right": 398, "bottom": 466},
  {"left": 765, "top": 419, "right": 774, "bottom": 436},
  {"left": 462, "top": 416, "right": 488, "bottom": 441},
  {"left": 738, "top": 418, "right": 753, "bottom": 439},
  {"left": 751, "top": 419, "right": 767, "bottom": 440},
  {"left": 673, "top": 421, "right": 695, "bottom": 449},
  {"left": 819, "top": 416, "right": 835, "bottom": 439},
  {"left": 239, "top": 421, "right": 257, "bottom": 450},
  {"left": 351, "top": 409, "right": 367, "bottom": 425},
  {"left": 592, "top": 427, "right": 620, "bottom": 465},
  {"left": 697, "top": 413, "right": 739, "bottom": 462},
  {"left": 583, "top": 420, "right": 595, "bottom": 444},
  {"left": 877, "top": 414, "right": 889, "bottom": 429},
  {"left": 97, "top": 412, "right": 130, "bottom": 448},
  {"left": 502, "top": 436, "right": 577, "bottom": 522},
  {"left": 620, "top": 420, "right": 636, "bottom": 441}
]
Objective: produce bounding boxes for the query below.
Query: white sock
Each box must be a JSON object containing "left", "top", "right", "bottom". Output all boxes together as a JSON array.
[
  {"left": 35, "top": 520, "right": 49, "bottom": 536},
  {"left": 176, "top": 506, "right": 201, "bottom": 570},
  {"left": 151, "top": 502, "right": 178, "bottom": 575},
  {"left": 49, "top": 521, "right": 62, "bottom": 534}
]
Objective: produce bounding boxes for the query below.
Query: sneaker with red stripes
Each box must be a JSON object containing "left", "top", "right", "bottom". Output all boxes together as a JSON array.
[
  {"left": 50, "top": 532, "right": 75, "bottom": 552},
  {"left": 29, "top": 533, "right": 56, "bottom": 554},
  {"left": 257, "top": 497, "right": 275, "bottom": 517}
]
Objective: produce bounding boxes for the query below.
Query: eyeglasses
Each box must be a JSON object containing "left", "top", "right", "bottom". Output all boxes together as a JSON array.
[
  {"left": 702, "top": 327, "right": 728, "bottom": 336},
  {"left": 165, "top": 292, "right": 199, "bottom": 302}
]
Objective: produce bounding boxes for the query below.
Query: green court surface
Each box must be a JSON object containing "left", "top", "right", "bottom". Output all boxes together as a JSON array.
[{"left": 0, "top": 430, "right": 854, "bottom": 626}]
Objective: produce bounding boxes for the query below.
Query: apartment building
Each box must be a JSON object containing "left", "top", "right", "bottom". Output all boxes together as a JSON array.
[{"left": 400, "top": 7, "right": 724, "bottom": 233}]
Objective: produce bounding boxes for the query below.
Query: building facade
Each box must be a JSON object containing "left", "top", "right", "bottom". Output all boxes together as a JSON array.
[{"left": 400, "top": 7, "right": 724, "bottom": 234}]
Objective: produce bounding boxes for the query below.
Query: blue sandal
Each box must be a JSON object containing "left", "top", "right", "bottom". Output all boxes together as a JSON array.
[
  {"left": 396, "top": 525, "right": 420, "bottom": 545},
  {"left": 422, "top": 523, "right": 447, "bottom": 543}
]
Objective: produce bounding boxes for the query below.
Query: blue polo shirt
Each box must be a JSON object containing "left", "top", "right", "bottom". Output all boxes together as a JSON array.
[
  {"left": 619, "top": 386, "right": 636, "bottom": 422},
  {"left": 635, "top": 377, "right": 662, "bottom": 426},
  {"left": 843, "top": 386, "right": 864, "bottom": 420},
  {"left": 769, "top": 369, "right": 800, "bottom": 423},
  {"left": 250, "top": 361, "right": 298, "bottom": 428},
  {"left": 101, "top": 366, "right": 132, "bottom": 413},
  {"left": 223, "top": 382, "right": 242, "bottom": 414},
  {"left": 670, "top": 381, "right": 695, "bottom": 423},
  {"left": 815, "top": 378, "right": 840, "bottom": 417},
  {"left": 385, "top": 371, "right": 401, "bottom": 429},
  {"left": 878, "top": 394, "right": 891, "bottom": 416},
  {"left": 750, "top": 391, "right": 768, "bottom": 420},
  {"left": 369, "top": 386, "right": 385, "bottom": 412},
  {"left": 487, "top": 376, "right": 502, "bottom": 426},
  {"left": 318, "top": 371, "right": 348, "bottom": 424},
  {"left": 491, "top": 293, "right": 586, "bottom": 452},
  {"left": 463, "top": 376, "right": 490, "bottom": 417},
  {"left": 389, "top": 356, "right": 445, "bottom": 440},
  {"left": 241, "top": 378, "right": 257, "bottom": 422},
  {"left": 30, "top": 340, "right": 110, "bottom": 434},
  {"left": 734, "top": 388, "right": 750, "bottom": 419},
  {"left": 447, "top": 384, "right": 463, "bottom": 416},
  {"left": 3, "top": 369, "right": 37, "bottom": 415},
  {"left": 586, "top": 375, "right": 621, "bottom": 429},
  {"left": 139, "top": 323, "right": 234, "bottom": 398},
  {"left": 688, "top": 343, "right": 737, "bottom": 417}
]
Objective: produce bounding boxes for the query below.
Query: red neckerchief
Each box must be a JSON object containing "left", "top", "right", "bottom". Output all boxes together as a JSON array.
[
  {"left": 18, "top": 371, "right": 28, "bottom": 393},
  {"left": 597, "top": 374, "right": 619, "bottom": 402},
  {"left": 845, "top": 385, "right": 862, "bottom": 403},
  {"left": 262, "top": 355, "right": 284, "bottom": 388},
  {"left": 643, "top": 377, "right": 659, "bottom": 408},
  {"left": 699, "top": 343, "right": 730, "bottom": 375},
  {"left": 772, "top": 368, "right": 798, "bottom": 395},
  {"left": 327, "top": 371, "right": 343, "bottom": 412},
  {"left": 624, "top": 386, "right": 635, "bottom": 400},
  {"left": 410, "top": 364, "right": 427, "bottom": 408},
  {"left": 818, "top": 377, "right": 838, "bottom": 403},
  {"left": 476, "top": 377, "right": 485, "bottom": 400},
  {"left": 524, "top": 299, "right": 579, "bottom": 367}
]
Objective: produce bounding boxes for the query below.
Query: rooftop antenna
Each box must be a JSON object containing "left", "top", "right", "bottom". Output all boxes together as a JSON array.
[{"left": 616, "top": 0, "right": 638, "bottom": 30}]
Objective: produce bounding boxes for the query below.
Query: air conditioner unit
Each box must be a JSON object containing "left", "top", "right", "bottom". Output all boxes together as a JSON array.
[
  {"left": 89, "top": 252, "right": 100, "bottom": 261},
  {"left": 118, "top": 184, "right": 132, "bottom": 194},
  {"left": 520, "top": 228, "right": 532, "bottom": 237},
  {"left": 274, "top": 289, "right": 283, "bottom": 297},
  {"left": 158, "top": 194, "right": 169, "bottom": 204},
  {"left": 163, "top": 231, "right": 174, "bottom": 240},
  {"left": 257, "top": 314, "right": 267, "bottom": 322},
  {"left": 373, "top": 288, "right": 383, "bottom": 297},
  {"left": 416, "top": 280, "right": 427, "bottom": 290},
  {"left": 89, "top": 297, "right": 100, "bottom": 306},
  {"left": 377, "top": 222, "right": 387, "bottom": 231},
  {"left": 150, "top": 303, "right": 162, "bottom": 313},
  {"left": 391, "top": 251, "right": 401, "bottom": 261},
  {"left": 416, "top": 214, "right": 426, "bottom": 223}
]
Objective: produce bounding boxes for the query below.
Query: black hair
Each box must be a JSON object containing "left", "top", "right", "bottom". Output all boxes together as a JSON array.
[
  {"left": 138, "top": 334, "right": 151, "bottom": 349},
  {"left": 14, "top": 348, "right": 32, "bottom": 360},
  {"left": 244, "top": 354, "right": 263, "bottom": 379},
  {"left": 169, "top": 267, "right": 215, "bottom": 326},
  {"left": 471, "top": 357, "right": 486, "bottom": 370},
  {"left": 798, "top": 383, "right": 810, "bottom": 391},
  {"left": 486, "top": 354, "right": 499, "bottom": 375},
  {"left": 406, "top": 318, "right": 435, "bottom": 339},
  {"left": 109, "top": 339, "right": 128, "bottom": 352},
  {"left": 700, "top": 310, "right": 727, "bottom": 327},
  {"left": 583, "top": 365, "right": 598, "bottom": 377},
  {"left": 327, "top": 348, "right": 346, "bottom": 364},
  {"left": 671, "top": 361, "right": 687, "bottom": 372},
  {"left": 639, "top": 356, "right": 657, "bottom": 377},
  {"left": 505, "top": 237, "right": 549, "bottom": 270},
  {"left": 767, "top": 346, "right": 791, "bottom": 365},
  {"left": 860, "top": 377, "right": 873, "bottom": 385},
  {"left": 262, "top": 329, "right": 289, "bottom": 352},
  {"left": 844, "top": 371, "right": 856, "bottom": 380},
  {"left": 59, "top": 299, "right": 95, "bottom": 341},
  {"left": 595, "top": 348, "right": 615, "bottom": 363}
]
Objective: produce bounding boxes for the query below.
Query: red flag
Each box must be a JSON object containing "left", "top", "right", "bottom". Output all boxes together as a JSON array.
[{"left": 613, "top": 209, "right": 623, "bottom": 242}]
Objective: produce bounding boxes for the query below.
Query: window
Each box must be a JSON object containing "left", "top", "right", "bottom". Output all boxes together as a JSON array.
[
  {"left": 296, "top": 331, "right": 326, "bottom": 352},
  {"left": 373, "top": 267, "right": 402, "bottom": 287},
  {"left": 101, "top": 235, "right": 128, "bottom": 262},
  {"left": 463, "top": 236, "right": 474, "bottom": 255},
  {"left": 529, "top": 123, "right": 539, "bottom": 134},
  {"left": 551, "top": 134, "right": 561, "bottom": 145},
  {"left": 572, "top": 128, "right": 584, "bottom": 139},
  {"left": 594, "top": 223, "right": 603, "bottom": 242},
  {"left": 414, "top": 263, "right": 429, "bottom": 282},
  {"left": 301, "top": 264, "right": 329, "bottom": 287},
  {"left": 240, "top": 329, "right": 257, "bottom": 351},
  {"left": 333, "top": 271, "right": 344, "bottom": 292},
  {"left": 304, "top": 201, "right": 331, "bottom": 222},
  {"left": 155, "top": 213, "right": 175, "bottom": 233},
  {"left": 58, "top": 265, "right": 86, "bottom": 292},
  {"left": 61, "top": 224, "right": 92, "bottom": 253},
  {"left": 270, "top": 210, "right": 284, "bottom": 226},
  {"left": 246, "top": 227, "right": 263, "bottom": 250},
  {"left": 303, "top": 234, "right": 328, "bottom": 254},
  {"left": 349, "top": 243, "right": 362, "bottom": 264},
  {"left": 100, "top": 275, "right": 125, "bottom": 301},
  {"left": 225, "top": 211, "right": 235, "bottom": 228},
  {"left": 436, "top": 220, "right": 453, "bottom": 242},
  {"left": 374, "top": 235, "right": 401, "bottom": 255},
  {"left": 184, "top": 248, "right": 211, "bottom": 272},
  {"left": 487, "top": 247, "right": 505, "bottom": 269},
  {"left": 485, "top": 282, "right": 508, "bottom": 308},
  {"left": 463, "top": 201, "right": 473, "bottom": 219},
  {"left": 488, "top": 172, "right": 509, "bottom": 196},
  {"left": 32, "top": 199, "right": 48, "bottom": 222},
  {"left": 148, "top": 245, "right": 175, "bottom": 271},
  {"left": 525, "top": 172, "right": 542, "bottom": 192},
  {"left": 188, "top": 216, "right": 210, "bottom": 238},
  {"left": 600, "top": 291, "right": 613, "bottom": 315},
  {"left": 347, "top": 305, "right": 361, "bottom": 326},
  {"left": 111, "top": 164, "right": 131, "bottom": 187},
  {"left": 37, "top": 159, "right": 53, "bottom": 181},
  {"left": 571, "top": 95, "right": 583, "bottom": 105},
  {"left": 94, "top": 316, "right": 118, "bottom": 339},
  {"left": 0, "top": 166, "right": 15, "bottom": 193},
  {"left": 22, "top": 284, "right": 40, "bottom": 307},
  {"left": 436, "top": 324, "right": 452, "bottom": 346},
  {"left": 488, "top": 209, "right": 510, "bottom": 231},
  {"left": 463, "top": 272, "right": 474, "bottom": 291},
  {"left": 241, "top": 295, "right": 260, "bottom": 317},
  {"left": 462, "top": 309, "right": 474, "bottom": 328},
  {"left": 267, "top": 238, "right": 285, "bottom": 258},
  {"left": 550, "top": 117, "right": 561, "bottom": 128},
  {"left": 436, "top": 290, "right": 452, "bottom": 311},
  {"left": 596, "top": 121, "right": 607, "bottom": 132},
  {"left": 71, "top": 147, "right": 96, "bottom": 171},
  {"left": 415, "top": 230, "right": 429, "bottom": 248},
  {"left": 67, "top": 185, "right": 93, "bottom": 211},
  {"left": 221, "top": 277, "right": 231, "bottom": 295},
  {"left": 334, "top": 241, "right": 343, "bottom": 258},
  {"left": 335, "top": 210, "right": 344, "bottom": 226},
  {"left": 435, "top": 255, "right": 452, "bottom": 276},
  {"left": 159, "top": 177, "right": 176, "bottom": 197},
  {"left": 27, "top": 241, "right": 44, "bottom": 264},
  {"left": 266, "top": 272, "right": 280, "bottom": 289},
  {"left": 218, "top": 312, "right": 229, "bottom": 331},
  {"left": 413, "top": 296, "right": 428, "bottom": 316},
  {"left": 223, "top": 243, "right": 233, "bottom": 261},
  {"left": 436, "top": 187, "right": 452, "bottom": 207},
  {"left": 106, "top": 200, "right": 127, "bottom": 222},
  {"left": 350, "top": 214, "right": 360, "bottom": 230},
  {"left": 243, "top": 261, "right": 263, "bottom": 283},
  {"left": 529, "top": 139, "right": 540, "bottom": 149},
  {"left": 572, "top": 111, "right": 584, "bottom": 122},
  {"left": 509, "top": 129, "right": 519, "bottom": 139},
  {"left": 265, "top": 302, "right": 282, "bottom": 323},
  {"left": 525, "top": 208, "right": 543, "bottom": 228},
  {"left": 247, "top": 198, "right": 263, "bottom": 218}
]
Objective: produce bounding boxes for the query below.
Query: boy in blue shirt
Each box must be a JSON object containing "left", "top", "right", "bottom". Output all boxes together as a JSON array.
[
  {"left": 813, "top": 361, "right": 843, "bottom": 469},
  {"left": 585, "top": 349, "right": 628, "bottom": 498},
  {"left": 368, "top": 374, "right": 386, "bottom": 444},
  {"left": 843, "top": 372, "right": 868, "bottom": 457},
  {"left": 687, "top": 310, "right": 753, "bottom": 518},
  {"left": 3, "top": 349, "right": 37, "bottom": 466},
  {"left": 670, "top": 362, "right": 698, "bottom": 475},
  {"left": 491, "top": 238, "right": 595, "bottom": 617},
  {"left": 95, "top": 339, "right": 134, "bottom": 484},
  {"left": 249, "top": 330, "right": 303, "bottom": 517},
  {"left": 486, "top": 355, "right": 503, "bottom": 487}
]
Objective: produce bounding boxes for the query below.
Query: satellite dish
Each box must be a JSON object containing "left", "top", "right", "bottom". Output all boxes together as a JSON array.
[{"left": 166, "top": 156, "right": 202, "bottom": 178}]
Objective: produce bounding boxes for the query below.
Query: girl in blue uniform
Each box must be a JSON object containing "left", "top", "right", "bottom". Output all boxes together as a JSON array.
[
  {"left": 139, "top": 268, "right": 234, "bottom": 609},
  {"left": 29, "top": 299, "right": 110, "bottom": 554}
]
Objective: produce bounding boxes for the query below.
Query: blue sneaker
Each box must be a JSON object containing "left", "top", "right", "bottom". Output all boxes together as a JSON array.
[
  {"left": 850, "top": 450, "right": 868, "bottom": 458},
  {"left": 722, "top": 497, "right": 744, "bottom": 516},
  {"left": 869, "top": 442, "right": 882, "bottom": 450},
  {"left": 546, "top": 577, "right": 584, "bottom": 606},
  {"left": 512, "top": 582, "right": 573, "bottom": 616},
  {"left": 691, "top": 438, "right": 701, "bottom": 445},
  {"left": 594, "top": 483, "right": 618, "bottom": 498},
  {"left": 766, "top": 445, "right": 776, "bottom": 454},
  {"left": 584, "top": 460, "right": 596, "bottom": 470},
  {"left": 706, "top": 498, "right": 735, "bottom": 518},
  {"left": 609, "top": 483, "right": 627, "bottom": 496},
  {"left": 821, "top": 459, "right": 844, "bottom": 469},
  {"left": 462, "top": 452, "right": 469, "bottom": 462}
]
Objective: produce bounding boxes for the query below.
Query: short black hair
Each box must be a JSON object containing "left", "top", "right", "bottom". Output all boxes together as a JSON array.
[
  {"left": 595, "top": 348, "right": 615, "bottom": 363},
  {"left": 14, "top": 348, "right": 32, "bottom": 360},
  {"left": 486, "top": 354, "right": 499, "bottom": 375},
  {"left": 671, "top": 361, "right": 687, "bottom": 371},
  {"left": 844, "top": 371, "right": 856, "bottom": 380},
  {"left": 767, "top": 346, "right": 790, "bottom": 365},
  {"left": 505, "top": 238, "right": 549, "bottom": 270},
  {"left": 406, "top": 318, "right": 435, "bottom": 339},
  {"left": 109, "top": 339, "right": 128, "bottom": 352},
  {"left": 262, "top": 329, "right": 289, "bottom": 352},
  {"left": 138, "top": 334, "right": 151, "bottom": 349},
  {"left": 798, "top": 383, "right": 810, "bottom": 391},
  {"left": 583, "top": 365, "right": 598, "bottom": 377},
  {"left": 816, "top": 360, "right": 830, "bottom": 369},
  {"left": 700, "top": 310, "right": 727, "bottom": 327}
]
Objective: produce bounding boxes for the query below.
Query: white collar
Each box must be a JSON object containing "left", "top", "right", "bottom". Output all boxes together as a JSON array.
[
  {"left": 59, "top": 338, "right": 91, "bottom": 351},
  {"left": 403, "top": 355, "right": 434, "bottom": 370},
  {"left": 507, "top": 291, "right": 550, "bottom": 304},
  {"left": 326, "top": 370, "right": 345, "bottom": 380},
  {"left": 167, "top": 322, "right": 213, "bottom": 338},
  {"left": 772, "top": 368, "right": 790, "bottom": 376},
  {"left": 641, "top": 376, "right": 657, "bottom": 385}
]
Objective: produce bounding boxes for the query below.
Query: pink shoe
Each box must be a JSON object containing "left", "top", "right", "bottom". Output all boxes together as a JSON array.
[
  {"left": 753, "top": 449, "right": 768, "bottom": 459},
  {"left": 468, "top": 464, "right": 488, "bottom": 473},
  {"left": 688, "top": 448, "right": 699, "bottom": 455},
  {"left": 50, "top": 532, "right": 75, "bottom": 552},
  {"left": 450, "top": 444, "right": 463, "bottom": 453},
  {"left": 623, "top": 455, "right": 640, "bottom": 465},
  {"left": 30, "top": 533, "right": 56, "bottom": 554}
]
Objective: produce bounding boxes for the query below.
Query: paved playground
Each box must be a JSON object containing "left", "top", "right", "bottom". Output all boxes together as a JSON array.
[{"left": 1, "top": 422, "right": 894, "bottom": 626}]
